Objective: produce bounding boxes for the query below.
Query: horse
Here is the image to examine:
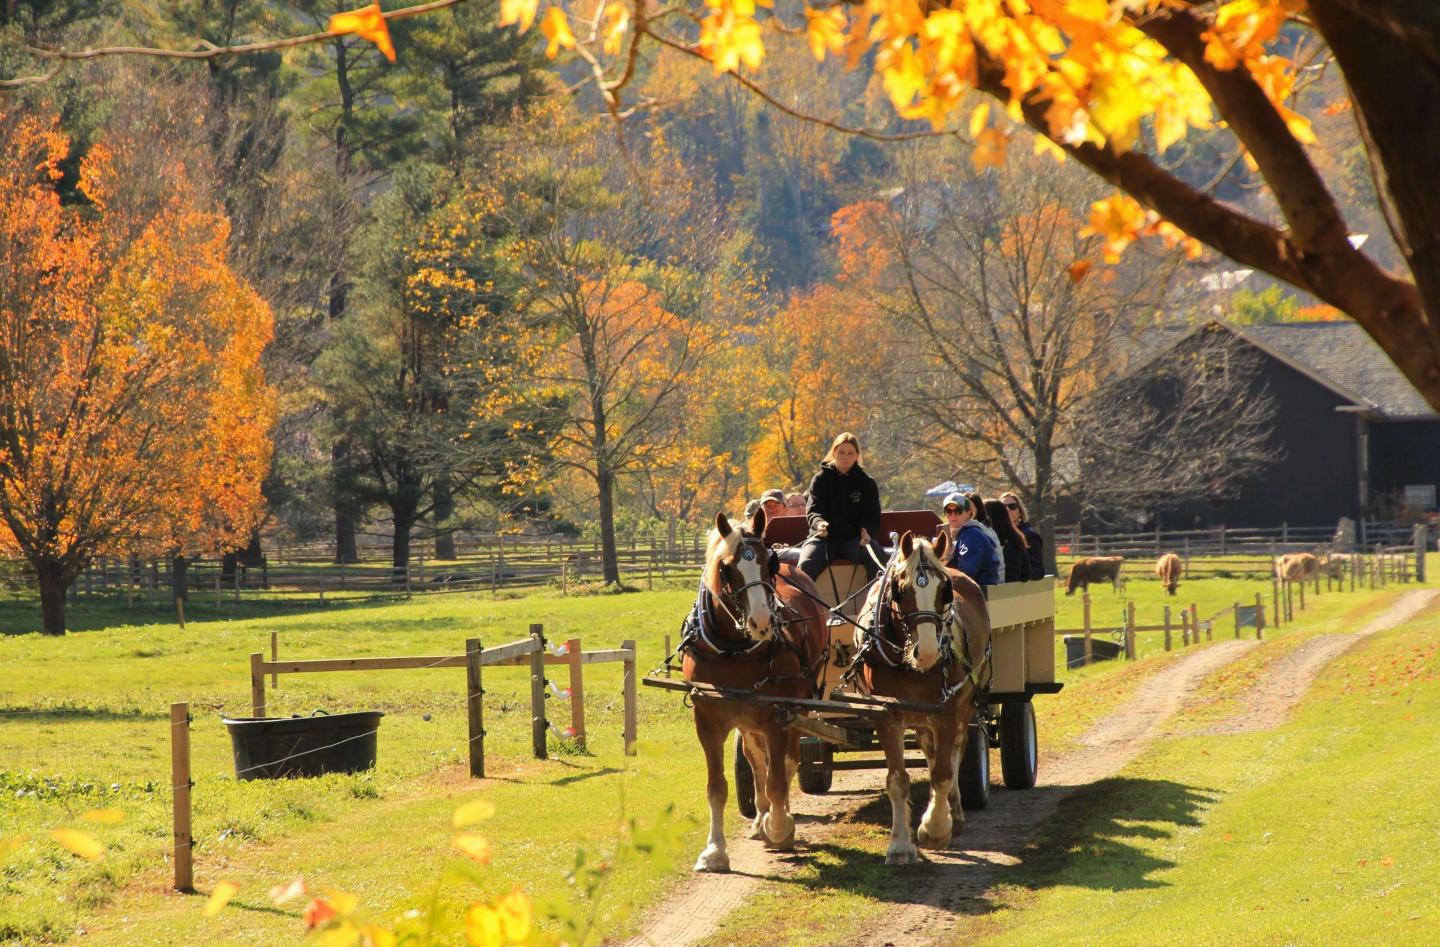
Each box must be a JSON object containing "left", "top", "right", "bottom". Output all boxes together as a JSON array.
[
  {"left": 854, "top": 530, "right": 991, "bottom": 865},
  {"left": 1066, "top": 555, "right": 1125, "bottom": 595},
  {"left": 683, "top": 507, "right": 829, "bottom": 872},
  {"left": 1155, "top": 552, "right": 1182, "bottom": 596}
]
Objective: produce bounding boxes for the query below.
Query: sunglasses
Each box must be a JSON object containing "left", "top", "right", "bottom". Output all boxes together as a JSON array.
[
  {"left": 944, "top": 506, "right": 963, "bottom": 514},
  {"left": 1003, "top": 502, "right": 1019, "bottom": 510}
]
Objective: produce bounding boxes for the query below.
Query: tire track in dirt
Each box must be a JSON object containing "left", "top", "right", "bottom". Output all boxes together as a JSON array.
[{"left": 1208, "top": 589, "right": 1436, "bottom": 735}]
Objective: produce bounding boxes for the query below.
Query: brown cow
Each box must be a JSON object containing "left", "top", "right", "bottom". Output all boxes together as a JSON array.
[
  {"left": 1275, "top": 552, "right": 1319, "bottom": 582},
  {"left": 1317, "top": 553, "right": 1346, "bottom": 580},
  {"left": 1155, "top": 552, "right": 1182, "bottom": 596},
  {"left": 1066, "top": 556, "right": 1125, "bottom": 595}
]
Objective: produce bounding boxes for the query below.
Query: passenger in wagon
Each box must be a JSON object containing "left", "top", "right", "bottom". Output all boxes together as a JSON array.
[
  {"left": 985, "top": 498, "right": 1033, "bottom": 583},
  {"left": 797, "top": 432, "right": 886, "bottom": 581},
  {"left": 784, "top": 492, "right": 808, "bottom": 517},
  {"left": 1000, "top": 491, "right": 1046, "bottom": 579},
  {"left": 941, "top": 492, "right": 1002, "bottom": 587}
]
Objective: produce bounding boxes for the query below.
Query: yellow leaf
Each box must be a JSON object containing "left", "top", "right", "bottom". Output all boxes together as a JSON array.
[
  {"left": 968, "top": 102, "right": 990, "bottom": 139},
  {"left": 81, "top": 808, "right": 124, "bottom": 824},
  {"left": 602, "top": 2, "right": 630, "bottom": 56},
  {"left": 971, "top": 127, "right": 1008, "bottom": 172},
  {"left": 495, "top": 888, "right": 531, "bottom": 941},
  {"left": 805, "top": 7, "right": 846, "bottom": 62},
  {"left": 362, "top": 924, "right": 398, "bottom": 947},
  {"left": 322, "top": 887, "right": 358, "bottom": 916},
  {"left": 327, "top": 3, "right": 395, "bottom": 62},
  {"left": 499, "top": 0, "right": 540, "bottom": 32},
  {"left": 0, "top": 836, "right": 27, "bottom": 859},
  {"left": 204, "top": 881, "right": 240, "bottom": 917},
  {"left": 466, "top": 904, "right": 504, "bottom": 947},
  {"left": 50, "top": 828, "right": 104, "bottom": 861},
  {"left": 452, "top": 832, "right": 493, "bottom": 863},
  {"left": 269, "top": 876, "right": 307, "bottom": 905},
  {"left": 540, "top": 6, "right": 575, "bottom": 59},
  {"left": 452, "top": 798, "right": 497, "bottom": 827}
]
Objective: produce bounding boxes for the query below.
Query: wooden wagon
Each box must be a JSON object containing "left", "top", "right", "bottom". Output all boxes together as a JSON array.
[{"left": 644, "top": 510, "right": 1061, "bottom": 816}]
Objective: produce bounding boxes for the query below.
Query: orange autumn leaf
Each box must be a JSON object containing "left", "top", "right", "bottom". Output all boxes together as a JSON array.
[
  {"left": 328, "top": 2, "right": 396, "bottom": 62},
  {"left": 303, "top": 897, "right": 337, "bottom": 930},
  {"left": 204, "top": 881, "right": 240, "bottom": 917},
  {"left": 540, "top": 6, "right": 575, "bottom": 59},
  {"left": 1067, "top": 260, "right": 1093, "bottom": 284}
]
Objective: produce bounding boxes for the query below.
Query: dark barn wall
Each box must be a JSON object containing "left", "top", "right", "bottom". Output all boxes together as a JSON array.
[
  {"left": 1370, "top": 421, "right": 1440, "bottom": 510},
  {"left": 1214, "top": 350, "right": 1360, "bottom": 528}
]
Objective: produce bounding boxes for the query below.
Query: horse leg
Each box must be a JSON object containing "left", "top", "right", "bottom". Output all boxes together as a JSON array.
[
  {"left": 759, "top": 719, "right": 795, "bottom": 849},
  {"left": 692, "top": 709, "right": 731, "bottom": 872},
  {"left": 917, "top": 717, "right": 959, "bottom": 849},
  {"left": 742, "top": 730, "right": 771, "bottom": 840},
  {"left": 880, "top": 719, "right": 918, "bottom": 865}
]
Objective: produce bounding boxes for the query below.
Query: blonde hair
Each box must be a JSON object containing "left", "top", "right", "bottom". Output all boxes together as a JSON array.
[{"left": 822, "top": 431, "right": 862, "bottom": 466}]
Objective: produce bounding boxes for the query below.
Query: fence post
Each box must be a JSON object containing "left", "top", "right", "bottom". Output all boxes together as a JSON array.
[
  {"left": 622, "top": 638, "right": 638, "bottom": 755},
  {"left": 647, "top": 551, "right": 654, "bottom": 591},
  {"left": 1415, "top": 524, "right": 1427, "bottom": 583},
  {"left": 529, "top": 624, "right": 548, "bottom": 760},
  {"left": 466, "top": 638, "right": 485, "bottom": 779},
  {"left": 1351, "top": 553, "right": 1357, "bottom": 592},
  {"left": 1196, "top": 603, "right": 1208, "bottom": 641},
  {"left": 1234, "top": 602, "right": 1241, "bottom": 639},
  {"left": 566, "top": 637, "right": 586, "bottom": 749},
  {"left": 1125, "top": 601, "right": 1136, "bottom": 659},
  {"left": 1163, "top": 605, "right": 1172, "bottom": 651},
  {"left": 250, "top": 652, "right": 266, "bottom": 717},
  {"left": 170, "top": 702, "right": 193, "bottom": 892},
  {"left": 1255, "top": 593, "right": 1265, "bottom": 639},
  {"left": 270, "top": 632, "right": 278, "bottom": 689},
  {"left": 1272, "top": 579, "right": 1281, "bottom": 628},
  {"left": 1181, "top": 608, "right": 1190, "bottom": 646},
  {"left": 1298, "top": 579, "right": 1306, "bottom": 611},
  {"left": 1083, "top": 592, "right": 1093, "bottom": 665},
  {"left": 214, "top": 573, "right": 221, "bottom": 612}
]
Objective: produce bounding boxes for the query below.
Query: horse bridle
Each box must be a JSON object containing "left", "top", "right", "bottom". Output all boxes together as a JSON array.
[{"left": 715, "top": 532, "right": 780, "bottom": 632}]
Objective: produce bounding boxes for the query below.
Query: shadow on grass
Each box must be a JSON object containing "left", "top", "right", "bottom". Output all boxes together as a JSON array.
[
  {"left": 0, "top": 704, "right": 170, "bottom": 723},
  {"left": 768, "top": 775, "right": 1218, "bottom": 916},
  {"left": 0, "top": 593, "right": 470, "bottom": 636},
  {"left": 548, "top": 765, "right": 623, "bottom": 787}
]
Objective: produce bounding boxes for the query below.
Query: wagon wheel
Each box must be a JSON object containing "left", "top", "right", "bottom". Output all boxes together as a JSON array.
[
  {"left": 959, "top": 718, "right": 991, "bottom": 810},
  {"left": 999, "top": 701, "right": 1038, "bottom": 790},
  {"left": 734, "top": 732, "right": 757, "bottom": 819},
  {"left": 797, "top": 739, "right": 834, "bottom": 795}
]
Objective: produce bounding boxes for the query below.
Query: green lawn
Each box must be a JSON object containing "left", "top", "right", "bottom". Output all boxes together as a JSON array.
[{"left": 0, "top": 564, "right": 1427, "bottom": 945}]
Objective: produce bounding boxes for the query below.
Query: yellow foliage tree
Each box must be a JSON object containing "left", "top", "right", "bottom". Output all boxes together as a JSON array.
[{"left": 0, "top": 107, "right": 275, "bottom": 634}]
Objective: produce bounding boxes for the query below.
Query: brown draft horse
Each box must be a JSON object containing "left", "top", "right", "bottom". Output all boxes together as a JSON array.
[
  {"left": 855, "top": 531, "right": 991, "bottom": 865},
  {"left": 684, "top": 508, "right": 829, "bottom": 872}
]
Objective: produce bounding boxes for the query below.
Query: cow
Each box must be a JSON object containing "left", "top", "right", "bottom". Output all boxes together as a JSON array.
[
  {"left": 1275, "top": 552, "right": 1319, "bottom": 582},
  {"left": 1316, "top": 553, "right": 1346, "bottom": 581},
  {"left": 1066, "top": 555, "right": 1125, "bottom": 595},
  {"left": 1155, "top": 552, "right": 1182, "bottom": 596}
]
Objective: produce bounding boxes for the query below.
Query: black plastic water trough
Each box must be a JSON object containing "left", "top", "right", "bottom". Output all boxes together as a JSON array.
[
  {"left": 222, "top": 710, "right": 383, "bottom": 780},
  {"left": 1062, "top": 635, "right": 1124, "bottom": 669}
]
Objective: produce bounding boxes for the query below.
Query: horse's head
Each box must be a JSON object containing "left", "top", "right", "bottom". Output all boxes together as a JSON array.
[
  {"left": 705, "top": 508, "right": 777, "bottom": 639},
  {"left": 889, "top": 530, "right": 953, "bottom": 672}
]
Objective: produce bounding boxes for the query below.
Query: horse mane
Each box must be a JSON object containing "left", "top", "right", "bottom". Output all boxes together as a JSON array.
[{"left": 703, "top": 526, "right": 739, "bottom": 593}]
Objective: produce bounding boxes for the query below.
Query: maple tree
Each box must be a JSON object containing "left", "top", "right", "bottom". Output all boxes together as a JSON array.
[{"left": 0, "top": 106, "right": 274, "bottom": 634}]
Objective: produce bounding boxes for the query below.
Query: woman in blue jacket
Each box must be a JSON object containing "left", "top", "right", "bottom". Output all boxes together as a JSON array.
[{"left": 940, "top": 492, "right": 1001, "bottom": 588}]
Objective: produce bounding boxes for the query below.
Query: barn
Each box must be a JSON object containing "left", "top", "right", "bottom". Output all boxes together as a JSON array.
[{"left": 1130, "top": 320, "right": 1440, "bottom": 530}]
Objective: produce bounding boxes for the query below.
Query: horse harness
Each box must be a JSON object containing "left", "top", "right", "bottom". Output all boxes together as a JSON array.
[
  {"left": 672, "top": 532, "right": 828, "bottom": 695},
  {"left": 844, "top": 549, "right": 992, "bottom": 706}
]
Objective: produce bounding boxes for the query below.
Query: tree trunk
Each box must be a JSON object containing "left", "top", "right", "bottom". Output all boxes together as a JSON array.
[
  {"left": 434, "top": 476, "right": 456, "bottom": 560},
  {"left": 332, "top": 438, "right": 360, "bottom": 564},
  {"left": 391, "top": 513, "right": 413, "bottom": 586},
  {"left": 36, "top": 562, "right": 67, "bottom": 635},
  {"left": 171, "top": 554, "right": 189, "bottom": 602},
  {"left": 597, "top": 465, "right": 620, "bottom": 585},
  {"left": 221, "top": 551, "right": 238, "bottom": 586}
]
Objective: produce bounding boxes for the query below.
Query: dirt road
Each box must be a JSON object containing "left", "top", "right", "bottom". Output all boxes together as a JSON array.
[{"left": 629, "top": 589, "right": 1435, "bottom": 947}]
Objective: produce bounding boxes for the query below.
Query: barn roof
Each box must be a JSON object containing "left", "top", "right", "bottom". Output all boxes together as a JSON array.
[{"left": 1139, "top": 321, "right": 1438, "bottom": 421}]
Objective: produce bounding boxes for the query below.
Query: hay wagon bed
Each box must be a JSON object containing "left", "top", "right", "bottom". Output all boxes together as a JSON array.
[{"left": 644, "top": 510, "right": 1060, "bottom": 814}]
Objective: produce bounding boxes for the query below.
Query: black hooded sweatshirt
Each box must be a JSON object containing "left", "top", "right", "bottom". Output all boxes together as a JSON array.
[{"left": 805, "top": 462, "right": 882, "bottom": 543}]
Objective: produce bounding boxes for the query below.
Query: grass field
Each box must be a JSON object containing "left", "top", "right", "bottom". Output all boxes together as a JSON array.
[{"left": 0, "top": 561, "right": 1428, "bottom": 945}]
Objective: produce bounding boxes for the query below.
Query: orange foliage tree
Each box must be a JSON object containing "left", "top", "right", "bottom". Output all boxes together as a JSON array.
[{"left": 0, "top": 107, "right": 275, "bottom": 634}]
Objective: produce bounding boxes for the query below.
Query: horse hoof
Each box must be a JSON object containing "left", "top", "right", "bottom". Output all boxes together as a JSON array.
[
  {"left": 747, "top": 815, "right": 766, "bottom": 840},
  {"left": 885, "top": 847, "right": 921, "bottom": 866},
  {"left": 916, "top": 826, "right": 952, "bottom": 850},
  {"left": 694, "top": 846, "right": 730, "bottom": 873},
  {"left": 761, "top": 813, "right": 796, "bottom": 850}
]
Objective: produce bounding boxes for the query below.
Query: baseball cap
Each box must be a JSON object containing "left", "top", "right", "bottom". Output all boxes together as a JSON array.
[
  {"left": 942, "top": 492, "right": 970, "bottom": 512},
  {"left": 759, "top": 488, "right": 786, "bottom": 505}
]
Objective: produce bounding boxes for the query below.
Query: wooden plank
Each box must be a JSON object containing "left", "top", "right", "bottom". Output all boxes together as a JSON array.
[
  {"left": 987, "top": 576, "right": 1056, "bottom": 629},
  {"left": 250, "top": 653, "right": 266, "bottom": 717},
  {"left": 529, "top": 626, "right": 547, "bottom": 760},
  {"left": 266, "top": 655, "right": 468, "bottom": 673},
  {"left": 566, "top": 637, "right": 585, "bottom": 749},
  {"left": 466, "top": 639, "right": 484, "bottom": 779},
  {"left": 170, "top": 702, "right": 193, "bottom": 892},
  {"left": 622, "top": 640, "right": 637, "bottom": 755},
  {"left": 1026, "top": 618, "right": 1057, "bottom": 683},
  {"left": 784, "top": 713, "right": 868, "bottom": 747}
]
